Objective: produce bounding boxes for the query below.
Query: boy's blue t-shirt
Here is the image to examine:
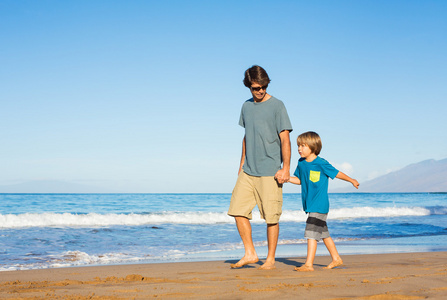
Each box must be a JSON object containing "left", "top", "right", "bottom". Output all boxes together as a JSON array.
[{"left": 293, "top": 156, "right": 339, "bottom": 214}]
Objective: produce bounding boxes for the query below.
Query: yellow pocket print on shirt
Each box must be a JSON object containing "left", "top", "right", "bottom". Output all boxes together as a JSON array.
[{"left": 309, "top": 171, "right": 320, "bottom": 183}]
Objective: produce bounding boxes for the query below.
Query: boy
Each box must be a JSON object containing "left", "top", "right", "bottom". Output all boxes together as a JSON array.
[{"left": 288, "top": 131, "right": 359, "bottom": 271}]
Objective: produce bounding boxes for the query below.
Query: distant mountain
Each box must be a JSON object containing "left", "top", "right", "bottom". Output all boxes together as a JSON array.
[
  {"left": 0, "top": 180, "right": 115, "bottom": 193},
  {"left": 333, "top": 158, "right": 447, "bottom": 193}
]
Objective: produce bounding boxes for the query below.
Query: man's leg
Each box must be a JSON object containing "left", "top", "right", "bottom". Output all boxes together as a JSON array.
[
  {"left": 230, "top": 216, "right": 259, "bottom": 268},
  {"left": 228, "top": 172, "right": 258, "bottom": 268},
  {"left": 255, "top": 176, "right": 282, "bottom": 270},
  {"left": 259, "top": 222, "right": 279, "bottom": 270}
]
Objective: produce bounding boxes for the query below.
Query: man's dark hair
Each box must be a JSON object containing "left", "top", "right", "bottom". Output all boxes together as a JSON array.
[{"left": 243, "top": 65, "right": 271, "bottom": 88}]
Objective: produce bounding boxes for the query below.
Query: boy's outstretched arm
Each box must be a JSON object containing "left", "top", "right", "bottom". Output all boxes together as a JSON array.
[
  {"left": 288, "top": 176, "right": 301, "bottom": 185},
  {"left": 336, "top": 172, "right": 359, "bottom": 189}
]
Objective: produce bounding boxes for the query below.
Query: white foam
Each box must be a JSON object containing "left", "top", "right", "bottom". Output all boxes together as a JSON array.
[
  {"left": 0, "top": 237, "right": 369, "bottom": 271},
  {"left": 0, "top": 212, "right": 234, "bottom": 228},
  {"left": 0, "top": 206, "right": 444, "bottom": 228},
  {"left": 0, "top": 250, "right": 149, "bottom": 271},
  {"left": 329, "top": 206, "right": 433, "bottom": 219}
]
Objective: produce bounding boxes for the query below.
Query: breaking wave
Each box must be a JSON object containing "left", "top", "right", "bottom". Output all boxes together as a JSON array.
[{"left": 1, "top": 206, "right": 446, "bottom": 228}]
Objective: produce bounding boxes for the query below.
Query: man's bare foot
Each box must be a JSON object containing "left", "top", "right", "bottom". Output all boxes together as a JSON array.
[
  {"left": 294, "top": 265, "right": 314, "bottom": 272},
  {"left": 258, "top": 261, "right": 276, "bottom": 270},
  {"left": 324, "top": 258, "right": 343, "bottom": 269},
  {"left": 230, "top": 256, "right": 259, "bottom": 269}
]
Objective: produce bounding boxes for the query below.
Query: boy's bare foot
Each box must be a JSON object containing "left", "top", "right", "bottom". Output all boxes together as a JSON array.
[
  {"left": 258, "top": 261, "right": 276, "bottom": 270},
  {"left": 294, "top": 265, "right": 314, "bottom": 272},
  {"left": 324, "top": 258, "right": 343, "bottom": 269},
  {"left": 230, "top": 256, "right": 259, "bottom": 269}
]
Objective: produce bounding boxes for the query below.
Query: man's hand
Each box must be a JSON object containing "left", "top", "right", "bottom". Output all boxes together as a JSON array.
[{"left": 274, "top": 168, "right": 290, "bottom": 184}]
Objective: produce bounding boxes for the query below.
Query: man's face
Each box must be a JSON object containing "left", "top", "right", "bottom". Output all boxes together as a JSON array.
[{"left": 250, "top": 82, "right": 268, "bottom": 102}]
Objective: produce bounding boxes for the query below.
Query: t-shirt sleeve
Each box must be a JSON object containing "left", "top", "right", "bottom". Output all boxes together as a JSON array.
[
  {"left": 276, "top": 101, "right": 293, "bottom": 133},
  {"left": 239, "top": 106, "right": 245, "bottom": 128},
  {"left": 321, "top": 159, "right": 339, "bottom": 179},
  {"left": 293, "top": 165, "right": 300, "bottom": 178}
]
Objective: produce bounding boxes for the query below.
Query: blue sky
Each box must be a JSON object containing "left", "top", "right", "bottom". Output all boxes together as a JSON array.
[{"left": 1, "top": 0, "right": 446, "bottom": 193}]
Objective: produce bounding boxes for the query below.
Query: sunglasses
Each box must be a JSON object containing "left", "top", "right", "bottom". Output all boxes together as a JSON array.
[{"left": 250, "top": 85, "right": 268, "bottom": 91}]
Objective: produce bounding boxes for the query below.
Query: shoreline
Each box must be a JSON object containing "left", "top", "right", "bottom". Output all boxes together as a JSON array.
[{"left": 1, "top": 252, "right": 446, "bottom": 299}]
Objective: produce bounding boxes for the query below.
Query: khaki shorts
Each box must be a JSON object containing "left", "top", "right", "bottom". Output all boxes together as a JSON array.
[{"left": 228, "top": 171, "right": 283, "bottom": 224}]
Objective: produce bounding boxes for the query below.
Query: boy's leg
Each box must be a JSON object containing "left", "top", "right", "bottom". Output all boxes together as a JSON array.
[
  {"left": 258, "top": 223, "right": 279, "bottom": 270},
  {"left": 322, "top": 237, "right": 343, "bottom": 269},
  {"left": 230, "top": 216, "right": 259, "bottom": 268},
  {"left": 295, "top": 238, "right": 317, "bottom": 271}
]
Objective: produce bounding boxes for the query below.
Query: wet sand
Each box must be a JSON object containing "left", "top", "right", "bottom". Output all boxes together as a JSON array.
[{"left": 1, "top": 252, "right": 446, "bottom": 299}]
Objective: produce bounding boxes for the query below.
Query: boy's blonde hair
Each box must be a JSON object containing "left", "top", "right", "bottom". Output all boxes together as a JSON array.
[{"left": 297, "top": 131, "right": 322, "bottom": 155}]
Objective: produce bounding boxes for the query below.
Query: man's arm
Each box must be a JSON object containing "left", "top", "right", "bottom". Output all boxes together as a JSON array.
[
  {"left": 238, "top": 136, "right": 246, "bottom": 175},
  {"left": 336, "top": 171, "right": 360, "bottom": 189},
  {"left": 274, "top": 130, "right": 291, "bottom": 184}
]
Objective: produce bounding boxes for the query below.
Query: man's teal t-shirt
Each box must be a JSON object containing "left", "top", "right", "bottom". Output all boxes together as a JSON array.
[
  {"left": 293, "top": 156, "right": 339, "bottom": 214},
  {"left": 239, "top": 96, "right": 292, "bottom": 177}
]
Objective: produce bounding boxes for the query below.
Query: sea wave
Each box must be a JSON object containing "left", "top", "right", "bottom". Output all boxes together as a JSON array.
[
  {"left": 0, "top": 237, "right": 361, "bottom": 271},
  {"left": 1, "top": 206, "right": 446, "bottom": 228},
  {"left": 0, "top": 250, "right": 149, "bottom": 271}
]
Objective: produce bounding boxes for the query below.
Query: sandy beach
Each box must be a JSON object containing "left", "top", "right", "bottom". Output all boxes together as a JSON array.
[{"left": 0, "top": 252, "right": 446, "bottom": 299}]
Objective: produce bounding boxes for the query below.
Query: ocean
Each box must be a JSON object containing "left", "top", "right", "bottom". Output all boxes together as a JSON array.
[{"left": 1, "top": 193, "right": 446, "bottom": 271}]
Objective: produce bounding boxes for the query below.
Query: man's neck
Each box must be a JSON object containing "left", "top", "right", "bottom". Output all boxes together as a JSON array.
[{"left": 254, "top": 93, "right": 272, "bottom": 103}]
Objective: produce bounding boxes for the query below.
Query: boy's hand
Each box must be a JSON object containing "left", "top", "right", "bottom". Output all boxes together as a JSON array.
[{"left": 352, "top": 179, "right": 360, "bottom": 189}]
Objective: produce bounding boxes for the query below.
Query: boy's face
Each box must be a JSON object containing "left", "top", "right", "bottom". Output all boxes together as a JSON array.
[
  {"left": 298, "top": 143, "right": 313, "bottom": 159},
  {"left": 250, "top": 82, "right": 268, "bottom": 102}
]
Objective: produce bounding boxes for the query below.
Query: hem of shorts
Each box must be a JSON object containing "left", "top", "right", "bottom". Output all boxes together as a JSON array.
[
  {"left": 227, "top": 213, "right": 252, "bottom": 220},
  {"left": 305, "top": 236, "right": 330, "bottom": 241},
  {"left": 265, "top": 221, "right": 279, "bottom": 224}
]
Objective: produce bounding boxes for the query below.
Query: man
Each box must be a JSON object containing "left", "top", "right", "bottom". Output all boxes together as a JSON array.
[{"left": 228, "top": 65, "right": 292, "bottom": 270}]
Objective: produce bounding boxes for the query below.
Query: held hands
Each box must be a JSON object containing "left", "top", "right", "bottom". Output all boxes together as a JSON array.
[{"left": 274, "top": 168, "right": 290, "bottom": 184}]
